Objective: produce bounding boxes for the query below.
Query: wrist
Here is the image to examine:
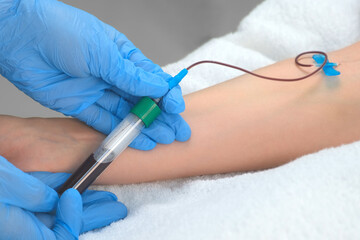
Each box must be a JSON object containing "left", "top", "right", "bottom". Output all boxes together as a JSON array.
[
  {"left": 0, "top": 116, "right": 105, "bottom": 173},
  {"left": 24, "top": 117, "right": 105, "bottom": 172}
]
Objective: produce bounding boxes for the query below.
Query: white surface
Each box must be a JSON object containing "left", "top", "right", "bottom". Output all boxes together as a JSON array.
[{"left": 82, "top": 0, "right": 360, "bottom": 239}]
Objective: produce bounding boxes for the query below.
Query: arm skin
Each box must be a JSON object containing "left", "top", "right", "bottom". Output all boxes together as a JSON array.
[{"left": 1, "top": 42, "right": 360, "bottom": 185}]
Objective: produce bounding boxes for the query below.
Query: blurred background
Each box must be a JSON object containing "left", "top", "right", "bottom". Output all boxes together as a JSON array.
[{"left": 0, "top": 0, "right": 262, "bottom": 117}]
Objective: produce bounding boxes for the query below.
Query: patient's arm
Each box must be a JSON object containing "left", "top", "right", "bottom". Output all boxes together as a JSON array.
[{"left": 1, "top": 42, "right": 360, "bottom": 184}]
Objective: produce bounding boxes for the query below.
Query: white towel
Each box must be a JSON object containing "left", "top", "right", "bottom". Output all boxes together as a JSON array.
[{"left": 82, "top": 0, "right": 360, "bottom": 239}]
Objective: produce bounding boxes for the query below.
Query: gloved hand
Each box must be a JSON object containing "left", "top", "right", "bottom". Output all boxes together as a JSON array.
[
  {"left": 0, "top": 156, "right": 127, "bottom": 239},
  {"left": 0, "top": 0, "right": 191, "bottom": 150}
]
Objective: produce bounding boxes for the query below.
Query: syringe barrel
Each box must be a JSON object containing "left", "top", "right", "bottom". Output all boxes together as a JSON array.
[{"left": 94, "top": 113, "right": 144, "bottom": 164}]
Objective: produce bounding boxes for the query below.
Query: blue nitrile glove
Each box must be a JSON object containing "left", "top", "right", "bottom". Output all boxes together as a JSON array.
[
  {"left": 0, "top": 0, "right": 191, "bottom": 150},
  {"left": 0, "top": 156, "right": 127, "bottom": 239}
]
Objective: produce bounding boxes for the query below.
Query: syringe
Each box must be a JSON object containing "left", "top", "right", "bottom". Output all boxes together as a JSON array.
[{"left": 57, "top": 69, "right": 188, "bottom": 195}]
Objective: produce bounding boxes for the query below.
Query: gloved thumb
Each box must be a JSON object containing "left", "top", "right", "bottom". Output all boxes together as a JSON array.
[{"left": 53, "top": 189, "right": 82, "bottom": 240}]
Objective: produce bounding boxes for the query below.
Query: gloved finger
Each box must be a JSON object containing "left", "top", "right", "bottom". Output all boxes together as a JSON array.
[
  {"left": 102, "top": 23, "right": 175, "bottom": 98},
  {"left": 120, "top": 43, "right": 163, "bottom": 74},
  {"left": 110, "top": 86, "right": 141, "bottom": 105},
  {"left": 0, "top": 204, "right": 24, "bottom": 239},
  {"left": 95, "top": 90, "right": 133, "bottom": 119},
  {"left": 102, "top": 23, "right": 164, "bottom": 74},
  {"left": 81, "top": 190, "right": 118, "bottom": 205},
  {"left": 106, "top": 56, "right": 169, "bottom": 98},
  {"left": 160, "top": 85, "right": 186, "bottom": 114},
  {"left": 35, "top": 190, "right": 121, "bottom": 231},
  {"left": 141, "top": 120, "right": 176, "bottom": 145},
  {"left": 125, "top": 49, "right": 172, "bottom": 83},
  {"left": 0, "top": 156, "right": 58, "bottom": 212},
  {"left": 82, "top": 200, "right": 127, "bottom": 233},
  {"left": 28, "top": 172, "right": 71, "bottom": 190},
  {"left": 53, "top": 189, "right": 82, "bottom": 240},
  {"left": 129, "top": 133, "right": 157, "bottom": 151},
  {"left": 0, "top": 203, "right": 56, "bottom": 239},
  {"left": 75, "top": 103, "right": 122, "bottom": 135},
  {"left": 35, "top": 212, "right": 55, "bottom": 229},
  {"left": 91, "top": 33, "right": 168, "bottom": 98},
  {"left": 112, "top": 37, "right": 175, "bottom": 94},
  {"left": 155, "top": 113, "right": 192, "bottom": 142},
  {"left": 27, "top": 75, "right": 110, "bottom": 117},
  {"left": 81, "top": 192, "right": 127, "bottom": 233}
]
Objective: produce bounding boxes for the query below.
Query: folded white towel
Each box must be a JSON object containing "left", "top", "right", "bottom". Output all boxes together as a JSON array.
[{"left": 82, "top": 0, "right": 360, "bottom": 239}]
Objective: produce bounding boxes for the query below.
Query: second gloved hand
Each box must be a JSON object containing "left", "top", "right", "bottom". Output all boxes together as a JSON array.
[
  {"left": 0, "top": 156, "right": 127, "bottom": 239},
  {"left": 0, "top": 0, "right": 191, "bottom": 150}
]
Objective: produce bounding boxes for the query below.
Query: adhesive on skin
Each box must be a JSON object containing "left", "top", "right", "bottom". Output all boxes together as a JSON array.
[{"left": 312, "top": 54, "right": 340, "bottom": 76}]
